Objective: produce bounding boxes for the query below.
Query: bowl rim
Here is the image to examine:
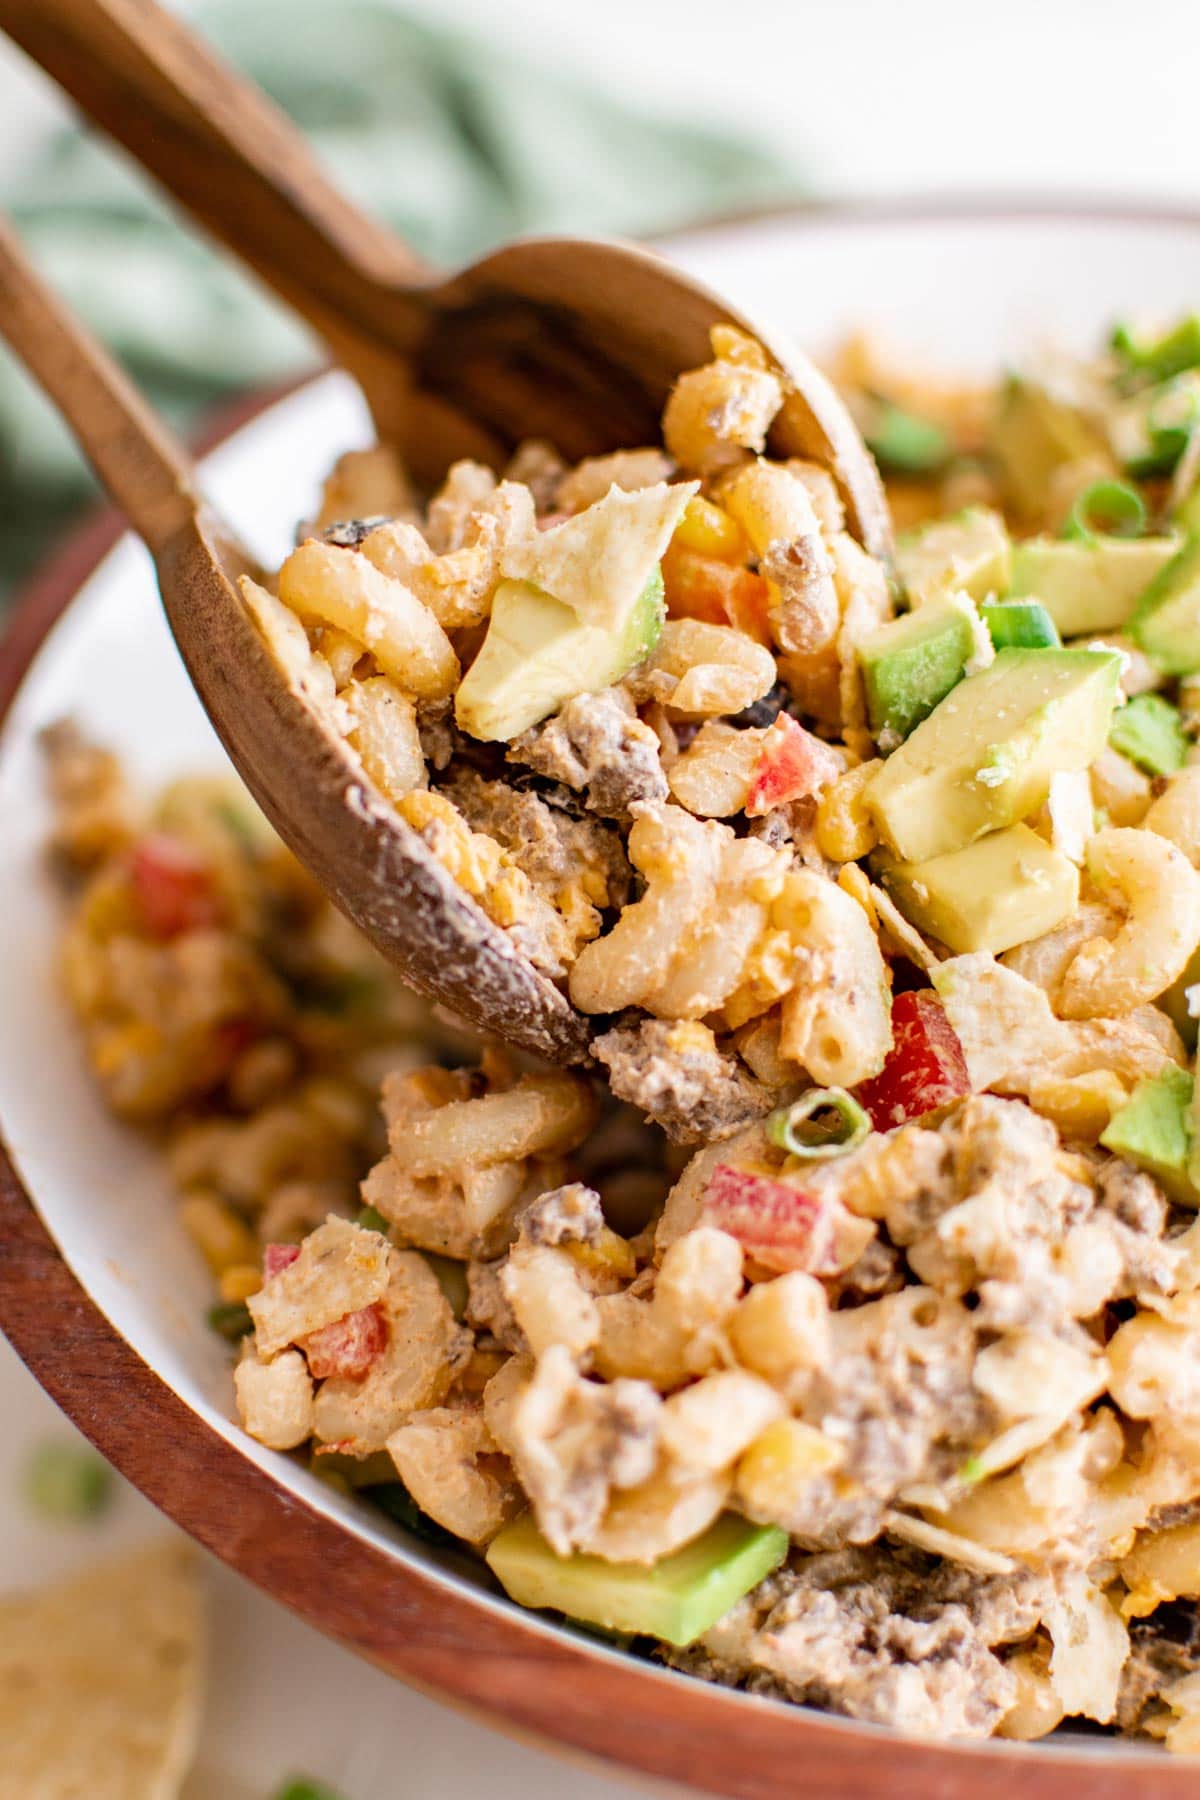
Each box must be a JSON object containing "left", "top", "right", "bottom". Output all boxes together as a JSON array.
[{"left": 2, "top": 199, "right": 1198, "bottom": 1799}]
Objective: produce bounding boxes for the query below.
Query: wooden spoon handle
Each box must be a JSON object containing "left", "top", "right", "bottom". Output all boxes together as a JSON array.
[
  {"left": 0, "top": 210, "right": 203, "bottom": 557},
  {"left": 0, "top": 0, "right": 433, "bottom": 355}
]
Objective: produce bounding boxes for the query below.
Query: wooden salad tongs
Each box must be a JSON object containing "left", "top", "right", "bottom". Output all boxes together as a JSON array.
[{"left": 0, "top": 0, "right": 892, "bottom": 1063}]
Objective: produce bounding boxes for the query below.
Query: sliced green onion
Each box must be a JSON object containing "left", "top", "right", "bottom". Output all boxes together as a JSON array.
[
  {"left": 1144, "top": 383, "right": 1200, "bottom": 473},
  {"left": 980, "top": 599, "right": 1061, "bottom": 651},
  {"left": 866, "top": 402, "right": 952, "bottom": 474},
  {"left": 766, "top": 1087, "right": 871, "bottom": 1161},
  {"left": 1123, "top": 379, "right": 1200, "bottom": 478},
  {"left": 273, "top": 1781, "right": 348, "bottom": 1800},
  {"left": 207, "top": 1300, "right": 252, "bottom": 1342},
  {"left": 355, "top": 1204, "right": 389, "bottom": 1234},
  {"left": 1112, "top": 314, "right": 1200, "bottom": 385},
  {"left": 24, "top": 1441, "right": 114, "bottom": 1523},
  {"left": 1062, "top": 479, "right": 1146, "bottom": 542}
]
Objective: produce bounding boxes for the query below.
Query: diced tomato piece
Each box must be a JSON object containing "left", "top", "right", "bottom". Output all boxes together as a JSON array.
[
  {"left": 744, "top": 714, "right": 842, "bottom": 817},
  {"left": 263, "top": 1243, "right": 301, "bottom": 1281},
  {"left": 131, "top": 834, "right": 224, "bottom": 939},
  {"left": 301, "top": 1302, "right": 389, "bottom": 1380},
  {"left": 703, "top": 1163, "right": 839, "bottom": 1275},
  {"left": 856, "top": 991, "right": 970, "bottom": 1132},
  {"left": 661, "top": 543, "right": 772, "bottom": 645}
]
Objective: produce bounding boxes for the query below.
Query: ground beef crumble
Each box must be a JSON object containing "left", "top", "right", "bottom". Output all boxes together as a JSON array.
[
  {"left": 508, "top": 689, "right": 668, "bottom": 820},
  {"left": 666, "top": 1544, "right": 1050, "bottom": 1740},
  {"left": 592, "top": 1016, "right": 773, "bottom": 1143},
  {"left": 1116, "top": 1604, "right": 1200, "bottom": 1736}
]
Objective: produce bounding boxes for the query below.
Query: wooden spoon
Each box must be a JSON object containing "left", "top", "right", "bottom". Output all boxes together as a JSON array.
[
  {"left": 0, "top": 0, "right": 892, "bottom": 1062},
  {"left": 0, "top": 216, "right": 592, "bottom": 1061}
]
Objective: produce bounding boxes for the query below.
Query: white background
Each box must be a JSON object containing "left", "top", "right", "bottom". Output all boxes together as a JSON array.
[
  {"left": 1, "top": 4, "right": 1198, "bottom": 1798},
  {"left": 1, "top": 0, "right": 1200, "bottom": 202}
]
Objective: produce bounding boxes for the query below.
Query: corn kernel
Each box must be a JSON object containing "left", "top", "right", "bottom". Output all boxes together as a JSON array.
[
  {"left": 665, "top": 1020, "right": 718, "bottom": 1058},
  {"left": 671, "top": 495, "right": 747, "bottom": 563},
  {"left": 181, "top": 1191, "right": 259, "bottom": 1276},
  {"left": 565, "top": 1227, "right": 637, "bottom": 1283},
  {"left": 219, "top": 1262, "right": 263, "bottom": 1303},
  {"left": 90, "top": 1019, "right": 161, "bottom": 1078},
  {"left": 736, "top": 1418, "right": 844, "bottom": 1520},
  {"left": 1028, "top": 1071, "right": 1127, "bottom": 1143},
  {"left": 79, "top": 869, "right": 138, "bottom": 938},
  {"left": 816, "top": 760, "right": 881, "bottom": 864}
]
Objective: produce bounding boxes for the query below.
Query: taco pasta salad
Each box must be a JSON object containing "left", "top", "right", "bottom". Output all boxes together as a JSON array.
[{"left": 47, "top": 312, "right": 1200, "bottom": 1749}]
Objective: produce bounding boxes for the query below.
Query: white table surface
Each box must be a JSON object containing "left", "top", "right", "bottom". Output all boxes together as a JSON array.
[{"left": 1, "top": 4, "right": 1198, "bottom": 1794}]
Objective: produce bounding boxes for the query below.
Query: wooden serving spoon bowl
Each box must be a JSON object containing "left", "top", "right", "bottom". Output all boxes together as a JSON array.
[{"left": 0, "top": 0, "right": 891, "bottom": 1064}]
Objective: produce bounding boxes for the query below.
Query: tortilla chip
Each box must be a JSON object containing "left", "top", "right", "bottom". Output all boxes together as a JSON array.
[
  {"left": 501, "top": 480, "right": 696, "bottom": 630},
  {"left": 0, "top": 1540, "right": 205, "bottom": 1799}
]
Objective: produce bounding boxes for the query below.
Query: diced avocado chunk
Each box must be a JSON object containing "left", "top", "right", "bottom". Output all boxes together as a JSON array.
[
  {"left": 866, "top": 647, "right": 1122, "bottom": 863},
  {"left": 455, "top": 569, "right": 663, "bottom": 742},
  {"left": 1162, "top": 942, "right": 1200, "bottom": 1053},
  {"left": 1008, "top": 537, "right": 1179, "bottom": 638},
  {"left": 895, "top": 507, "right": 1011, "bottom": 609},
  {"left": 878, "top": 824, "right": 1079, "bottom": 955},
  {"left": 1130, "top": 535, "right": 1200, "bottom": 675},
  {"left": 485, "top": 1511, "right": 788, "bottom": 1648},
  {"left": 990, "top": 377, "right": 1109, "bottom": 520},
  {"left": 1109, "top": 694, "right": 1189, "bottom": 776},
  {"left": 981, "top": 599, "right": 1060, "bottom": 651},
  {"left": 1100, "top": 1064, "right": 1198, "bottom": 1206},
  {"left": 857, "top": 597, "right": 975, "bottom": 741}
]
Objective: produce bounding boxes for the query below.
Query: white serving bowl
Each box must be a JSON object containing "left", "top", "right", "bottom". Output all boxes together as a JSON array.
[{"left": 3, "top": 202, "right": 1199, "bottom": 1799}]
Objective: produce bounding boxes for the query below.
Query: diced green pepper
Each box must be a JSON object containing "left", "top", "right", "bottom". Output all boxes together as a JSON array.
[{"left": 355, "top": 1204, "right": 390, "bottom": 1234}]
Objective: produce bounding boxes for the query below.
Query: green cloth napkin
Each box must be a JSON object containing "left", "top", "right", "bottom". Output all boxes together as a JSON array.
[{"left": 0, "top": 0, "right": 799, "bottom": 595}]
